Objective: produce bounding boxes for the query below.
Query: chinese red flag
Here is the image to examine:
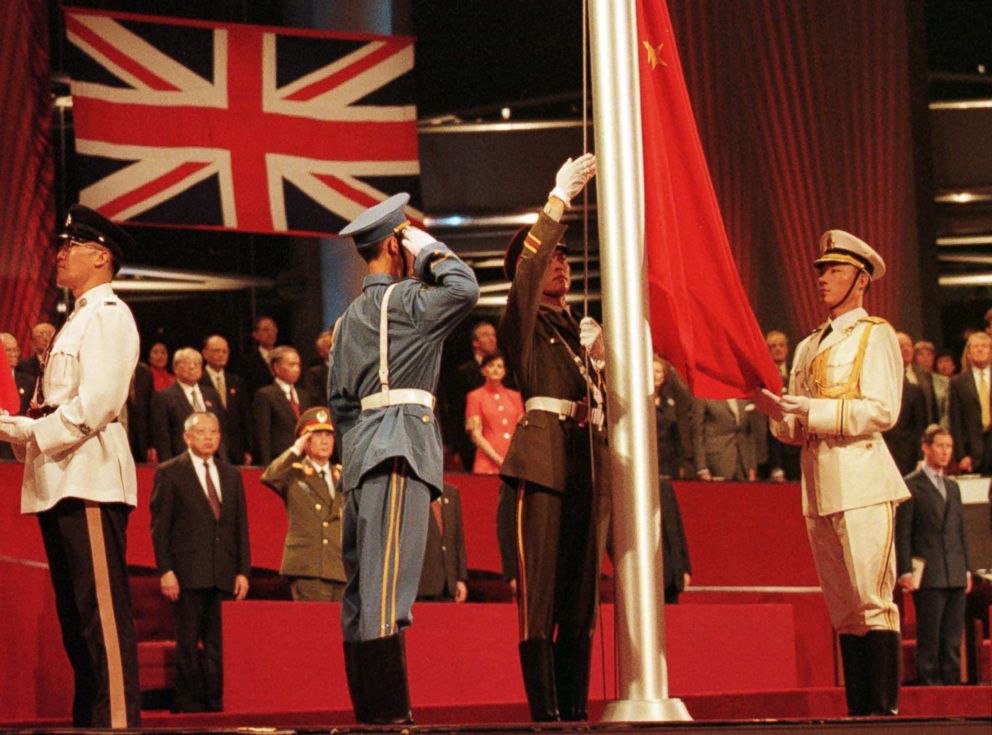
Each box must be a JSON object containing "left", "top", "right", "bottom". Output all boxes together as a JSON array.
[
  {"left": 0, "top": 350, "right": 21, "bottom": 415},
  {"left": 637, "top": 0, "right": 781, "bottom": 398}
]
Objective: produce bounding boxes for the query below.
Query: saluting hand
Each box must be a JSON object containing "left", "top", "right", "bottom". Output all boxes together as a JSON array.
[
  {"left": 550, "top": 153, "right": 597, "bottom": 208},
  {"left": 400, "top": 225, "right": 436, "bottom": 258}
]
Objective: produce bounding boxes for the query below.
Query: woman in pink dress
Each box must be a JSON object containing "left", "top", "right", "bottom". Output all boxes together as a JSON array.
[
  {"left": 465, "top": 352, "right": 525, "bottom": 474},
  {"left": 148, "top": 342, "right": 175, "bottom": 392}
]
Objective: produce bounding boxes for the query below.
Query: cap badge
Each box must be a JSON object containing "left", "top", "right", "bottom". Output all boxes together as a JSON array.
[{"left": 317, "top": 410, "right": 328, "bottom": 423}]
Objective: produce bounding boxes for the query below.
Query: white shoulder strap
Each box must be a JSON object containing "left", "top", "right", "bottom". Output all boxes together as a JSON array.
[{"left": 378, "top": 283, "right": 400, "bottom": 391}]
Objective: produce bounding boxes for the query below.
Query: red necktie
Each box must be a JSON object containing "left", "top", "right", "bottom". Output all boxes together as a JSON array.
[
  {"left": 289, "top": 389, "right": 300, "bottom": 419},
  {"left": 203, "top": 461, "right": 221, "bottom": 521}
]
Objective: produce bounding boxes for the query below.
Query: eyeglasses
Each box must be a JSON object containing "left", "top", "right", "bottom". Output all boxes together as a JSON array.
[{"left": 57, "top": 237, "right": 104, "bottom": 255}]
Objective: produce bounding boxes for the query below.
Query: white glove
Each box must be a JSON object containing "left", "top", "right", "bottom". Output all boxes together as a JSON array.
[
  {"left": 292, "top": 433, "right": 310, "bottom": 456},
  {"left": 579, "top": 316, "right": 605, "bottom": 365},
  {"left": 549, "top": 153, "right": 596, "bottom": 208},
  {"left": 399, "top": 225, "right": 436, "bottom": 258},
  {"left": 0, "top": 415, "right": 35, "bottom": 445},
  {"left": 778, "top": 394, "right": 810, "bottom": 417}
]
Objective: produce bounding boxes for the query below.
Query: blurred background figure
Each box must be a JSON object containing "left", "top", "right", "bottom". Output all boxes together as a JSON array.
[
  {"left": 949, "top": 331, "right": 992, "bottom": 474},
  {"left": 302, "top": 329, "right": 333, "bottom": 407},
  {"left": 652, "top": 354, "right": 692, "bottom": 479},
  {"left": 148, "top": 342, "right": 176, "bottom": 392},
  {"left": 464, "top": 351, "right": 523, "bottom": 475},
  {"left": 417, "top": 482, "right": 468, "bottom": 603},
  {"left": 16, "top": 321, "right": 54, "bottom": 379}
]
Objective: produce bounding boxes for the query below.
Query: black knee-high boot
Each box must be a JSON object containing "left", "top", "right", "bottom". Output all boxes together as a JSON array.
[
  {"left": 554, "top": 636, "right": 593, "bottom": 721},
  {"left": 519, "top": 639, "right": 560, "bottom": 721},
  {"left": 839, "top": 634, "right": 871, "bottom": 715},
  {"left": 357, "top": 633, "right": 413, "bottom": 724},
  {"left": 866, "top": 630, "right": 901, "bottom": 716},
  {"left": 343, "top": 641, "right": 365, "bottom": 722}
]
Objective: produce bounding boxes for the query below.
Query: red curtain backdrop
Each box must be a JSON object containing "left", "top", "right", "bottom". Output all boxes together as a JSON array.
[
  {"left": 0, "top": 1, "right": 56, "bottom": 350},
  {"left": 668, "top": 0, "right": 922, "bottom": 341}
]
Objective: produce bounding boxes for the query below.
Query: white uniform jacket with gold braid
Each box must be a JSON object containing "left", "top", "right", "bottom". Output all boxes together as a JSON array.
[{"left": 771, "top": 307, "right": 910, "bottom": 518}]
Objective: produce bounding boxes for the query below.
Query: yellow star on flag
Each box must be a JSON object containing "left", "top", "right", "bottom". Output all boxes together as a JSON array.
[{"left": 642, "top": 39, "right": 667, "bottom": 69}]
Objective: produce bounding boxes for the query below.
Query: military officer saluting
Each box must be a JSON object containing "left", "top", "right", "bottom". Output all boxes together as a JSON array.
[
  {"left": 0, "top": 205, "right": 142, "bottom": 727},
  {"left": 261, "top": 406, "right": 346, "bottom": 602},
  {"left": 499, "top": 154, "right": 608, "bottom": 722},
  {"left": 759, "top": 230, "right": 909, "bottom": 716},
  {"left": 329, "top": 194, "right": 479, "bottom": 724}
]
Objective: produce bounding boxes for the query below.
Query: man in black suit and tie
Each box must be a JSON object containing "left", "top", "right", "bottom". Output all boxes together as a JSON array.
[
  {"left": 896, "top": 425, "right": 972, "bottom": 685},
  {"left": 253, "top": 346, "right": 315, "bottom": 464},
  {"left": 240, "top": 316, "right": 278, "bottom": 399},
  {"left": 201, "top": 335, "right": 252, "bottom": 465},
  {"left": 417, "top": 482, "right": 468, "bottom": 602},
  {"left": 884, "top": 377, "right": 928, "bottom": 477},
  {"left": 150, "top": 411, "right": 251, "bottom": 712},
  {"left": 949, "top": 331, "right": 992, "bottom": 474},
  {"left": 150, "top": 347, "right": 226, "bottom": 462},
  {"left": 897, "top": 332, "right": 937, "bottom": 426},
  {"left": 763, "top": 330, "right": 801, "bottom": 481}
]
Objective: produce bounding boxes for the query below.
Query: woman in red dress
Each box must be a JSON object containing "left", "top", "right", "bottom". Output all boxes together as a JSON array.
[
  {"left": 464, "top": 352, "right": 524, "bottom": 474},
  {"left": 148, "top": 342, "right": 175, "bottom": 392}
]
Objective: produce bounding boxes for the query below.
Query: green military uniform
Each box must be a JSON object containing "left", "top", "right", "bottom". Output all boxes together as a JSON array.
[
  {"left": 261, "top": 442, "right": 346, "bottom": 602},
  {"left": 499, "top": 211, "right": 610, "bottom": 722}
]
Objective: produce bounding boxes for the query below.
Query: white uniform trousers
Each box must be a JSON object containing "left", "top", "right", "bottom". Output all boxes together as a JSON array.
[{"left": 805, "top": 501, "right": 900, "bottom": 635}]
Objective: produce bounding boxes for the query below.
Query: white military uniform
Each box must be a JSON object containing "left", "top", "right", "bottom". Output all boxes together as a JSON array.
[
  {"left": 18, "top": 282, "right": 139, "bottom": 513},
  {"left": 772, "top": 306, "right": 909, "bottom": 634}
]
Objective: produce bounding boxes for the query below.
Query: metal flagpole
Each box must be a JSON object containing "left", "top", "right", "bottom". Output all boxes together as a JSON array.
[{"left": 588, "top": 0, "right": 691, "bottom": 722}]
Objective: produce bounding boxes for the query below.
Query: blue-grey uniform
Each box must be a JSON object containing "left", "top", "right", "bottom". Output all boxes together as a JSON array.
[{"left": 329, "top": 197, "right": 479, "bottom": 645}]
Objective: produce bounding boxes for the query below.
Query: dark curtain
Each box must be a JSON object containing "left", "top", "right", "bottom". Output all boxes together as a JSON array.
[
  {"left": 0, "top": 0, "right": 56, "bottom": 346},
  {"left": 670, "top": 0, "right": 923, "bottom": 340}
]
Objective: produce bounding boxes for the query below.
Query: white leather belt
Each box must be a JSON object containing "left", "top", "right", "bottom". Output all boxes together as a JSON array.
[
  {"left": 361, "top": 388, "right": 436, "bottom": 411},
  {"left": 525, "top": 396, "right": 603, "bottom": 429}
]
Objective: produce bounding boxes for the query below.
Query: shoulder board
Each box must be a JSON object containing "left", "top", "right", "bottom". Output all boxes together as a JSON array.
[
  {"left": 101, "top": 300, "right": 119, "bottom": 307},
  {"left": 857, "top": 316, "right": 888, "bottom": 325}
]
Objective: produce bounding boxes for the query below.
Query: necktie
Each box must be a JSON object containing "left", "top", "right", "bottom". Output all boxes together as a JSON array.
[
  {"left": 289, "top": 388, "right": 300, "bottom": 418},
  {"left": 317, "top": 469, "right": 333, "bottom": 499},
  {"left": 215, "top": 373, "right": 227, "bottom": 408},
  {"left": 203, "top": 461, "right": 221, "bottom": 520},
  {"left": 431, "top": 500, "right": 445, "bottom": 537},
  {"left": 191, "top": 387, "right": 205, "bottom": 412},
  {"left": 980, "top": 369, "right": 990, "bottom": 431},
  {"left": 905, "top": 366, "right": 918, "bottom": 385},
  {"left": 935, "top": 473, "right": 946, "bottom": 502},
  {"left": 818, "top": 324, "right": 833, "bottom": 345}
]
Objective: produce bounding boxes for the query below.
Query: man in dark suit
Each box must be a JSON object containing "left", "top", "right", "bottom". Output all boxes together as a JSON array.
[
  {"left": 239, "top": 316, "right": 277, "bottom": 399},
  {"left": 660, "top": 478, "right": 691, "bottom": 604},
  {"left": 253, "top": 346, "right": 315, "bottom": 464},
  {"left": 896, "top": 425, "right": 972, "bottom": 684},
  {"left": 301, "top": 329, "right": 333, "bottom": 408},
  {"left": 150, "top": 347, "right": 226, "bottom": 461},
  {"left": 15, "top": 321, "right": 55, "bottom": 379},
  {"left": 897, "top": 332, "right": 937, "bottom": 425},
  {"left": 691, "top": 398, "right": 764, "bottom": 481},
  {"left": 763, "top": 330, "right": 801, "bottom": 481},
  {"left": 126, "top": 362, "right": 153, "bottom": 463},
  {"left": 201, "top": 335, "right": 252, "bottom": 465},
  {"left": 884, "top": 378, "right": 928, "bottom": 476},
  {"left": 150, "top": 411, "right": 251, "bottom": 712},
  {"left": 949, "top": 331, "right": 992, "bottom": 474},
  {"left": 417, "top": 483, "right": 468, "bottom": 602}
]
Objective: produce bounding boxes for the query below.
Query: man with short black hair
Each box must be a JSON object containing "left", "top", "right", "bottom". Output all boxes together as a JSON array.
[
  {"left": 896, "top": 425, "right": 972, "bottom": 684},
  {"left": 253, "top": 346, "right": 314, "bottom": 464},
  {"left": 0, "top": 204, "right": 142, "bottom": 727},
  {"left": 240, "top": 316, "right": 278, "bottom": 398}
]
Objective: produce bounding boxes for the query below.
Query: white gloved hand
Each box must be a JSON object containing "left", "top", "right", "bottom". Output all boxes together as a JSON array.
[
  {"left": 292, "top": 432, "right": 310, "bottom": 456},
  {"left": 549, "top": 153, "right": 596, "bottom": 208},
  {"left": 778, "top": 394, "right": 810, "bottom": 417},
  {"left": 579, "top": 316, "right": 605, "bottom": 364},
  {"left": 0, "top": 415, "right": 35, "bottom": 445},
  {"left": 399, "top": 225, "right": 437, "bottom": 258}
]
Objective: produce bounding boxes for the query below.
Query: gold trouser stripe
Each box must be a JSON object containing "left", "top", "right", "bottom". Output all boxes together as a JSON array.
[
  {"left": 84, "top": 503, "right": 127, "bottom": 729},
  {"left": 380, "top": 460, "right": 400, "bottom": 637},
  {"left": 515, "top": 481, "right": 528, "bottom": 640},
  {"left": 388, "top": 462, "right": 406, "bottom": 632},
  {"left": 876, "top": 502, "right": 897, "bottom": 630}
]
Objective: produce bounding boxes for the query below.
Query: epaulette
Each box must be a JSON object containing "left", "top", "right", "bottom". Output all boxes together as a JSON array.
[
  {"left": 102, "top": 300, "right": 118, "bottom": 306},
  {"left": 857, "top": 316, "right": 888, "bottom": 325}
]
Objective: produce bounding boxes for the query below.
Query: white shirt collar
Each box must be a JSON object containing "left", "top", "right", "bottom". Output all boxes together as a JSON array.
[{"left": 205, "top": 365, "right": 224, "bottom": 380}]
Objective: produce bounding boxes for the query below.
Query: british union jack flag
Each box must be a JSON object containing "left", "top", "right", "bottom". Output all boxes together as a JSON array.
[{"left": 65, "top": 8, "right": 423, "bottom": 237}]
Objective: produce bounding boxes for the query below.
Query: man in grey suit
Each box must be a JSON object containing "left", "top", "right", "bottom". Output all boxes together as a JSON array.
[
  {"left": 896, "top": 425, "right": 972, "bottom": 685},
  {"left": 691, "top": 397, "right": 764, "bottom": 481},
  {"left": 329, "top": 194, "right": 478, "bottom": 724}
]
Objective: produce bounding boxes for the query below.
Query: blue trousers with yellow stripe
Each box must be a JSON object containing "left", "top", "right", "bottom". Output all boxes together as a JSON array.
[{"left": 341, "top": 458, "right": 431, "bottom": 642}]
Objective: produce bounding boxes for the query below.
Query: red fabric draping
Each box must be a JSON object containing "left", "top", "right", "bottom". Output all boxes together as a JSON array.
[
  {"left": 668, "top": 0, "right": 920, "bottom": 340},
  {"left": 0, "top": 1, "right": 56, "bottom": 349},
  {"left": 637, "top": 0, "right": 782, "bottom": 398},
  {"left": 0, "top": 352, "right": 18, "bottom": 414}
]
